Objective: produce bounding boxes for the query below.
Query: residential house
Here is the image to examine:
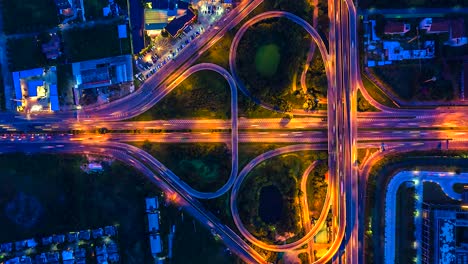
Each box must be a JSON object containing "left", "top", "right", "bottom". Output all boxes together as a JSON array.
[
  {"left": 104, "top": 226, "right": 117, "bottom": 237},
  {"left": 46, "top": 252, "right": 60, "bottom": 262},
  {"left": 68, "top": 232, "right": 78, "bottom": 243},
  {"left": 447, "top": 18, "right": 467, "bottom": 47},
  {"left": 0, "top": 243, "right": 12, "bottom": 252},
  {"left": 420, "top": 18, "right": 450, "bottom": 34},
  {"left": 92, "top": 228, "right": 104, "bottom": 239},
  {"left": 145, "top": 197, "right": 159, "bottom": 213},
  {"left": 75, "top": 247, "right": 86, "bottom": 260},
  {"left": 62, "top": 249, "right": 74, "bottom": 264},
  {"left": 420, "top": 18, "right": 467, "bottom": 47},
  {"left": 42, "top": 236, "right": 53, "bottom": 246},
  {"left": 384, "top": 21, "right": 410, "bottom": 35},
  {"left": 20, "top": 256, "right": 32, "bottom": 264},
  {"left": 149, "top": 234, "right": 163, "bottom": 256},
  {"left": 78, "top": 230, "right": 91, "bottom": 240},
  {"left": 35, "top": 253, "right": 47, "bottom": 263},
  {"left": 52, "top": 234, "right": 65, "bottom": 244},
  {"left": 108, "top": 253, "right": 120, "bottom": 263},
  {"left": 148, "top": 212, "right": 160, "bottom": 233},
  {"left": 5, "top": 257, "right": 19, "bottom": 264}
]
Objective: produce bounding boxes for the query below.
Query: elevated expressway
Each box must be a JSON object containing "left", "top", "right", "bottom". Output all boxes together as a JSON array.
[{"left": 2, "top": 0, "right": 468, "bottom": 263}]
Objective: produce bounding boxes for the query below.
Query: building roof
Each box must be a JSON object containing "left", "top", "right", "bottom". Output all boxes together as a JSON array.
[
  {"left": 62, "top": 250, "right": 74, "bottom": 261},
  {"left": 148, "top": 212, "right": 160, "bottom": 232},
  {"left": 149, "top": 234, "right": 162, "bottom": 254},
  {"left": 165, "top": 8, "right": 195, "bottom": 37},
  {"left": 145, "top": 9, "right": 168, "bottom": 30},
  {"left": 451, "top": 18, "right": 465, "bottom": 39},
  {"left": 145, "top": 197, "right": 159, "bottom": 212},
  {"left": 429, "top": 19, "right": 450, "bottom": 33},
  {"left": 118, "top": 24, "right": 127, "bottom": 39},
  {"left": 384, "top": 21, "right": 409, "bottom": 34},
  {"left": 19, "top": 68, "right": 43, "bottom": 79}
]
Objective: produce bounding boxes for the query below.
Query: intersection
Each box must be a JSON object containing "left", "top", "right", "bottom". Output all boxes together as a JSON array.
[{"left": 1, "top": 0, "right": 468, "bottom": 263}]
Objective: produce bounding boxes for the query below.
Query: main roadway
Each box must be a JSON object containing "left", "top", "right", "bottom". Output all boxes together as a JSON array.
[{"left": 2, "top": 0, "right": 468, "bottom": 262}]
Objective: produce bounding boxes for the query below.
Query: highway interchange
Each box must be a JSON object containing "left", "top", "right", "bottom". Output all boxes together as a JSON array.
[{"left": 2, "top": 0, "right": 468, "bottom": 263}]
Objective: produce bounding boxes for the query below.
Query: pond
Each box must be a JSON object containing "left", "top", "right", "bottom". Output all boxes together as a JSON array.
[{"left": 258, "top": 185, "right": 283, "bottom": 223}]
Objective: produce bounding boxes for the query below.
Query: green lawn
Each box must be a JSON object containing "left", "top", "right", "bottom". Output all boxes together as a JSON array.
[
  {"left": 361, "top": 73, "right": 398, "bottom": 108},
  {"left": 357, "top": 89, "right": 379, "bottom": 112},
  {"left": 0, "top": 153, "right": 155, "bottom": 262},
  {"left": 196, "top": 32, "right": 233, "bottom": 70},
  {"left": 237, "top": 150, "right": 328, "bottom": 243},
  {"left": 395, "top": 184, "right": 416, "bottom": 264},
  {"left": 372, "top": 64, "right": 454, "bottom": 102},
  {"left": 84, "top": 0, "right": 109, "bottom": 20},
  {"left": 1, "top": 0, "right": 58, "bottom": 34},
  {"left": 131, "top": 70, "right": 231, "bottom": 121},
  {"left": 62, "top": 23, "right": 131, "bottom": 62},
  {"left": 57, "top": 64, "right": 75, "bottom": 106},
  {"left": 83, "top": 0, "right": 128, "bottom": 20},
  {"left": 0, "top": 152, "right": 239, "bottom": 263},
  {"left": 236, "top": 18, "right": 312, "bottom": 110},
  {"left": 306, "top": 162, "right": 328, "bottom": 220},
  {"left": 255, "top": 44, "right": 280, "bottom": 77},
  {"left": 7, "top": 36, "right": 48, "bottom": 71},
  {"left": 132, "top": 142, "right": 232, "bottom": 193}
]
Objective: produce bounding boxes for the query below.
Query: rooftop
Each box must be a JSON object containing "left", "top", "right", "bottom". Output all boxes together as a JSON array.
[
  {"left": 384, "top": 21, "right": 410, "bottom": 34},
  {"left": 165, "top": 8, "right": 195, "bottom": 37}
]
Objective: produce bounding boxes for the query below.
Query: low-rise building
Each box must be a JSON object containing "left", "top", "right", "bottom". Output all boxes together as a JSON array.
[
  {"left": 104, "top": 225, "right": 117, "bottom": 237},
  {"left": 5, "top": 257, "right": 19, "bottom": 264},
  {"left": 11, "top": 67, "right": 59, "bottom": 112},
  {"left": 1, "top": 242, "right": 13, "bottom": 252},
  {"left": 46, "top": 252, "right": 60, "bottom": 262},
  {"left": 78, "top": 230, "right": 91, "bottom": 240},
  {"left": 447, "top": 18, "right": 467, "bottom": 47},
  {"left": 20, "top": 256, "right": 32, "bottom": 264},
  {"left": 52, "top": 234, "right": 65, "bottom": 244},
  {"left": 67, "top": 232, "right": 78, "bottom": 243},
  {"left": 383, "top": 40, "right": 435, "bottom": 61},
  {"left": 75, "top": 247, "right": 86, "bottom": 259},
  {"left": 148, "top": 212, "right": 160, "bottom": 233},
  {"left": 42, "top": 236, "right": 53, "bottom": 246},
  {"left": 420, "top": 18, "right": 450, "bottom": 34},
  {"left": 92, "top": 228, "right": 104, "bottom": 239},
  {"left": 144, "top": 0, "right": 196, "bottom": 37},
  {"left": 384, "top": 21, "right": 410, "bottom": 35},
  {"left": 420, "top": 18, "right": 467, "bottom": 47},
  {"left": 146, "top": 197, "right": 159, "bottom": 213},
  {"left": 62, "top": 249, "right": 74, "bottom": 264},
  {"left": 149, "top": 234, "right": 163, "bottom": 256}
]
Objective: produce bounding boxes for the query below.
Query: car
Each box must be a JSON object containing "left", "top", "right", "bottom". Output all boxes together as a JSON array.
[
  {"left": 162, "top": 60, "right": 167, "bottom": 65},
  {"left": 185, "top": 39, "right": 189, "bottom": 44}
]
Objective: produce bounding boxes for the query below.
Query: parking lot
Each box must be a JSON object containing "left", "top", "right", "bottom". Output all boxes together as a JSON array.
[{"left": 133, "top": 0, "right": 232, "bottom": 83}]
